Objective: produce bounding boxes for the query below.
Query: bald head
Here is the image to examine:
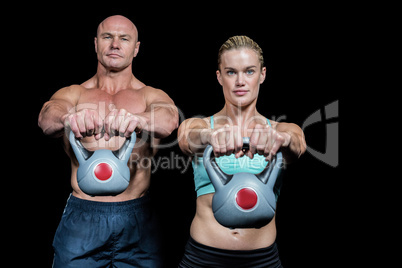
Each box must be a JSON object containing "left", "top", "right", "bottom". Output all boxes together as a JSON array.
[
  {"left": 97, "top": 15, "right": 138, "bottom": 42},
  {"left": 94, "top": 15, "right": 141, "bottom": 71}
]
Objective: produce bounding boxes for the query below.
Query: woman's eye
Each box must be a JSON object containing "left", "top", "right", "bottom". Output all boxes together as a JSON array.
[
  {"left": 227, "top": 71, "right": 235, "bottom": 75},
  {"left": 246, "top": 69, "right": 255, "bottom": 75}
]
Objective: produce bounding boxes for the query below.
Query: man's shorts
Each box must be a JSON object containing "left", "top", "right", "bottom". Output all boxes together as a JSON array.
[
  {"left": 179, "top": 236, "right": 282, "bottom": 268},
  {"left": 52, "top": 194, "right": 162, "bottom": 268}
]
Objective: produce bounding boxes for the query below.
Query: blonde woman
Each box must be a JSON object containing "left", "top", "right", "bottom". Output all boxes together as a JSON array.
[{"left": 178, "top": 36, "right": 306, "bottom": 267}]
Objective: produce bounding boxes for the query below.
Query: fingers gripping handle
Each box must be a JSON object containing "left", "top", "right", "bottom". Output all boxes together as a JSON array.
[
  {"left": 203, "top": 144, "right": 231, "bottom": 191},
  {"left": 68, "top": 131, "right": 136, "bottom": 164},
  {"left": 260, "top": 151, "right": 283, "bottom": 190},
  {"left": 202, "top": 137, "right": 252, "bottom": 190},
  {"left": 243, "top": 136, "right": 283, "bottom": 189},
  {"left": 203, "top": 137, "right": 283, "bottom": 190},
  {"left": 69, "top": 130, "right": 92, "bottom": 164},
  {"left": 112, "top": 133, "right": 137, "bottom": 161}
]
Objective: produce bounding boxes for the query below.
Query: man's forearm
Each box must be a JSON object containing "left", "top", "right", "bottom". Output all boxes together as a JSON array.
[
  {"left": 139, "top": 103, "right": 179, "bottom": 139},
  {"left": 38, "top": 101, "right": 69, "bottom": 137}
]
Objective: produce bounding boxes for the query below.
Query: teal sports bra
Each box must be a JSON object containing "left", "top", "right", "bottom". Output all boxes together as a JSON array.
[{"left": 192, "top": 116, "right": 281, "bottom": 199}]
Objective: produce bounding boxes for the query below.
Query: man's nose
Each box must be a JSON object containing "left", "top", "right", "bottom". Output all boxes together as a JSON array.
[{"left": 111, "top": 38, "right": 120, "bottom": 49}]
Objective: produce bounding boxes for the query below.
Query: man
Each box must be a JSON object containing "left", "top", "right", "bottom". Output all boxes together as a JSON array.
[{"left": 38, "top": 15, "right": 178, "bottom": 267}]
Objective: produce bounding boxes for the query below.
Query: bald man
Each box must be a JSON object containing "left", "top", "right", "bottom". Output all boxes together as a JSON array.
[{"left": 39, "top": 15, "right": 178, "bottom": 267}]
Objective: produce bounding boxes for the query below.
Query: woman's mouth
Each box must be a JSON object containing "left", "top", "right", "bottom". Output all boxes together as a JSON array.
[{"left": 233, "top": 89, "right": 249, "bottom": 96}]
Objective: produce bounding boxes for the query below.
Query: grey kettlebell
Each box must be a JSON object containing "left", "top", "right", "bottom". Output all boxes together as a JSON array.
[
  {"left": 203, "top": 137, "right": 283, "bottom": 228},
  {"left": 69, "top": 131, "right": 136, "bottom": 196}
]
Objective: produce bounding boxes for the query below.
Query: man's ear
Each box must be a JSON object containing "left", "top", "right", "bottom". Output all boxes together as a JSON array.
[
  {"left": 94, "top": 37, "right": 98, "bottom": 53},
  {"left": 133, "top": 41, "right": 140, "bottom": 58}
]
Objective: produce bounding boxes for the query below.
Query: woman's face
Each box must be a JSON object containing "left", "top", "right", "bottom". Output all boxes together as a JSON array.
[{"left": 217, "top": 48, "right": 266, "bottom": 107}]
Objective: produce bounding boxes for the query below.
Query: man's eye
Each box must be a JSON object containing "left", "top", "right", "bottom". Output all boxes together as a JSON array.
[
  {"left": 227, "top": 71, "right": 235, "bottom": 75},
  {"left": 246, "top": 69, "right": 255, "bottom": 75}
]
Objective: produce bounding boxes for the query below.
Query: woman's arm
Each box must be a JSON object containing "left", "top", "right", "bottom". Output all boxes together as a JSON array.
[
  {"left": 271, "top": 121, "right": 307, "bottom": 163},
  {"left": 178, "top": 118, "right": 210, "bottom": 156},
  {"left": 178, "top": 117, "right": 244, "bottom": 158}
]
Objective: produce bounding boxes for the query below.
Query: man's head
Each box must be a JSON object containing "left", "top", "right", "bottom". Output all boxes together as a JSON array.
[{"left": 95, "top": 15, "right": 140, "bottom": 72}]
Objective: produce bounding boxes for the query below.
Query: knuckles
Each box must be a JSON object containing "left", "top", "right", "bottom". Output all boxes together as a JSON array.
[
  {"left": 209, "top": 124, "right": 288, "bottom": 158},
  {"left": 66, "top": 108, "right": 138, "bottom": 139}
]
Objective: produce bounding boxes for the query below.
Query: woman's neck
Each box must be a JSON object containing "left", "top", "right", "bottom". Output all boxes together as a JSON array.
[{"left": 216, "top": 102, "right": 266, "bottom": 135}]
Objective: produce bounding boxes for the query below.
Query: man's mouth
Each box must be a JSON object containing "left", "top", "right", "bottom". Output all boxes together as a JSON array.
[{"left": 107, "top": 53, "right": 122, "bottom": 58}]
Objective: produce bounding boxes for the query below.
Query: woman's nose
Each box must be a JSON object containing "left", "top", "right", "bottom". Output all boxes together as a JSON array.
[{"left": 236, "top": 73, "right": 245, "bottom": 86}]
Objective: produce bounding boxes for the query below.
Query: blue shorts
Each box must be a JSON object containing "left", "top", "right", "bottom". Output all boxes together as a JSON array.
[{"left": 52, "top": 194, "right": 163, "bottom": 268}]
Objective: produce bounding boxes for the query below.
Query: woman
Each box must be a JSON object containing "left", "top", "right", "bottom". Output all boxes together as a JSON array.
[{"left": 177, "top": 36, "right": 306, "bottom": 267}]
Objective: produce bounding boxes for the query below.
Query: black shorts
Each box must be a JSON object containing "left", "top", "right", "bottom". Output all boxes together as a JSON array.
[{"left": 178, "top": 236, "right": 282, "bottom": 268}]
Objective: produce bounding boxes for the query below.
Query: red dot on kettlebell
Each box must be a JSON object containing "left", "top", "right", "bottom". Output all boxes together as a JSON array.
[
  {"left": 236, "top": 188, "right": 258, "bottom": 210},
  {"left": 94, "top": 163, "right": 113, "bottom": 181}
]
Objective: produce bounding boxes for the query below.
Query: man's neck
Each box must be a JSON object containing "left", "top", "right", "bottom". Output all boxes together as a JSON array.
[{"left": 95, "top": 64, "right": 135, "bottom": 94}]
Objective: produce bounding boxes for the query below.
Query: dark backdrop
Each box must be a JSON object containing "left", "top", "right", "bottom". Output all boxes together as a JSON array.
[{"left": 15, "top": 3, "right": 348, "bottom": 267}]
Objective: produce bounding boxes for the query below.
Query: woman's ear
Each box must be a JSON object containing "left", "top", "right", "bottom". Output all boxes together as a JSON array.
[
  {"left": 216, "top": 70, "right": 223, "bottom": 86},
  {"left": 260, "top": 67, "right": 266, "bottom": 84}
]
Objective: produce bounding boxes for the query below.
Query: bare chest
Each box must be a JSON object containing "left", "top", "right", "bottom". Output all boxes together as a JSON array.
[{"left": 77, "top": 88, "right": 146, "bottom": 119}]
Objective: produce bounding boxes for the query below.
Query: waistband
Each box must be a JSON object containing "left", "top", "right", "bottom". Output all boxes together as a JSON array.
[
  {"left": 66, "top": 193, "right": 151, "bottom": 213},
  {"left": 188, "top": 236, "right": 278, "bottom": 256}
]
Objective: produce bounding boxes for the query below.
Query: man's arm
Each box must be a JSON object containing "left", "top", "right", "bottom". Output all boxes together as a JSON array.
[
  {"left": 104, "top": 87, "right": 179, "bottom": 140},
  {"left": 140, "top": 87, "right": 179, "bottom": 139},
  {"left": 38, "top": 85, "right": 80, "bottom": 137}
]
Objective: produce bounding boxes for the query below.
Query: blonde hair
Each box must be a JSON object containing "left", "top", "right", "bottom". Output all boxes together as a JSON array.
[{"left": 217, "top": 35, "right": 264, "bottom": 70}]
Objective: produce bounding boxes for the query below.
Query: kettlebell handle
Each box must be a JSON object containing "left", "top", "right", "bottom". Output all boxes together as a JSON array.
[
  {"left": 68, "top": 131, "right": 136, "bottom": 164},
  {"left": 203, "top": 137, "right": 283, "bottom": 189}
]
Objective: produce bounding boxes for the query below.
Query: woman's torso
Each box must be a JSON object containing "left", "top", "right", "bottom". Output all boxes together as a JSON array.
[{"left": 190, "top": 113, "right": 278, "bottom": 250}]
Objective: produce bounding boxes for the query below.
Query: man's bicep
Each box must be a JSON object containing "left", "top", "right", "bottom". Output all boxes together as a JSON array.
[
  {"left": 144, "top": 87, "right": 176, "bottom": 111},
  {"left": 49, "top": 85, "right": 81, "bottom": 109}
]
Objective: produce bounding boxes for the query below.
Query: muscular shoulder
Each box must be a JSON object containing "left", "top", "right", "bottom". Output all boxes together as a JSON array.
[
  {"left": 51, "top": 84, "right": 85, "bottom": 99},
  {"left": 49, "top": 84, "right": 86, "bottom": 106},
  {"left": 138, "top": 86, "right": 174, "bottom": 105}
]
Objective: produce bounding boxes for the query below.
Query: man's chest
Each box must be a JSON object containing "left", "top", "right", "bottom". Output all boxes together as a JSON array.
[{"left": 76, "top": 88, "right": 147, "bottom": 118}]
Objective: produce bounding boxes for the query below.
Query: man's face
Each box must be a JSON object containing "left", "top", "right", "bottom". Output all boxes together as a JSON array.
[{"left": 95, "top": 18, "right": 140, "bottom": 72}]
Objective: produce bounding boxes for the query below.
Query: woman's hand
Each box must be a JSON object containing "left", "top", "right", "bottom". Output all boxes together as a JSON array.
[
  {"left": 248, "top": 124, "right": 291, "bottom": 161},
  {"left": 202, "top": 125, "right": 244, "bottom": 158}
]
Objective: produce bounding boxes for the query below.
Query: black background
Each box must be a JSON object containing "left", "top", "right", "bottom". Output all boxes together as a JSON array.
[{"left": 12, "top": 3, "right": 351, "bottom": 267}]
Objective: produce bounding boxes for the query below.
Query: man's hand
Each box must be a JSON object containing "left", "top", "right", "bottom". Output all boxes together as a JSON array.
[
  {"left": 64, "top": 109, "right": 103, "bottom": 139},
  {"left": 104, "top": 108, "right": 144, "bottom": 141}
]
